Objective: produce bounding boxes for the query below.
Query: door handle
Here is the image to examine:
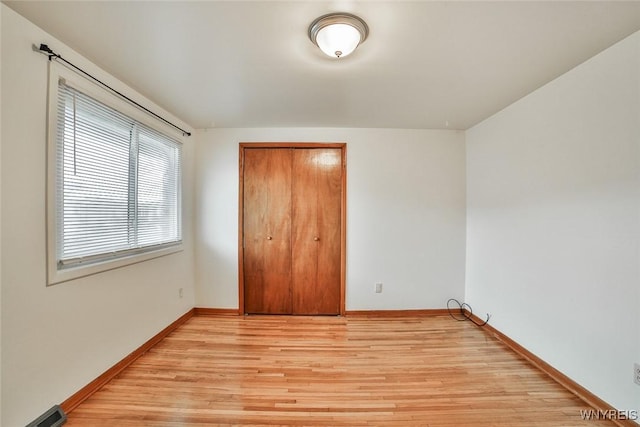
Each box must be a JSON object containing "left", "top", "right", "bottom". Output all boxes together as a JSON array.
[
  {"left": 313, "top": 236, "right": 320, "bottom": 241},
  {"left": 266, "top": 235, "right": 273, "bottom": 240}
]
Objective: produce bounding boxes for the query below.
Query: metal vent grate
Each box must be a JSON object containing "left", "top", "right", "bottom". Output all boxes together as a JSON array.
[{"left": 26, "top": 405, "right": 66, "bottom": 427}]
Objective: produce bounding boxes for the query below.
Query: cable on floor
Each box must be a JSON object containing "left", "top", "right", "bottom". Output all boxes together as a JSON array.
[{"left": 446, "top": 298, "right": 490, "bottom": 327}]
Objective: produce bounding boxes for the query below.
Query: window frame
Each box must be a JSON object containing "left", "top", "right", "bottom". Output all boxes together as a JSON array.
[{"left": 47, "top": 62, "right": 184, "bottom": 285}]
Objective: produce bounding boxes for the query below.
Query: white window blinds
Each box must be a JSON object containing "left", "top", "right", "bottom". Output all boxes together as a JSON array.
[{"left": 56, "top": 80, "right": 182, "bottom": 268}]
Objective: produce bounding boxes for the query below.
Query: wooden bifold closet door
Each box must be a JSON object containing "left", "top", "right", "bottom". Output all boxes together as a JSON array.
[{"left": 240, "top": 144, "right": 345, "bottom": 315}]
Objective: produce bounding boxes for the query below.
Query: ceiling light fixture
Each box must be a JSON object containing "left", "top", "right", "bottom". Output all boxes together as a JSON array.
[{"left": 308, "top": 12, "right": 369, "bottom": 59}]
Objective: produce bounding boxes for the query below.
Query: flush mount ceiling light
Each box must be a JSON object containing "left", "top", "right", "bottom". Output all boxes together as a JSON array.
[{"left": 308, "top": 12, "right": 369, "bottom": 59}]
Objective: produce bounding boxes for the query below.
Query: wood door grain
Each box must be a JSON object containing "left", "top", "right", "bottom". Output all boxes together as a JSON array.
[
  {"left": 291, "top": 149, "right": 342, "bottom": 314},
  {"left": 243, "top": 149, "right": 292, "bottom": 314}
]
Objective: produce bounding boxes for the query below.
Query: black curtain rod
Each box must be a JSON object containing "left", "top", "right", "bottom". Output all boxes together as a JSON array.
[{"left": 38, "top": 44, "right": 191, "bottom": 137}]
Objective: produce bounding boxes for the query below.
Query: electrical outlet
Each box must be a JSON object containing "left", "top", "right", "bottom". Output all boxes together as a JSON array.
[
  {"left": 634, "top": 363, "right": 640, "bottom": 386},
  {"left": 375, "top": 282, "right": 383, "bottom": 293},
  {"left": 179, "top": 288, "right": 184, "bottom": 298}
]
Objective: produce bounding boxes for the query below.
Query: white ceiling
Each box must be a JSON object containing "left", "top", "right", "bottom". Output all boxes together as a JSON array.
[{"left": 5, "top": 1, "right": 640, "bottom": 130}]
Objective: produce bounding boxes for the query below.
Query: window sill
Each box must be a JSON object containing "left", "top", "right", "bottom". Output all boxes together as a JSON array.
[{"left": 47, "top": 243, "right": 183, "bottom": 286}]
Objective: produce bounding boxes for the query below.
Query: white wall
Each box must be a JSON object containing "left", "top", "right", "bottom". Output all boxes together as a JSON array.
[
  {"left": 466, "top": 31, "right": 640, "bottom": 412},
  {"left": 195, "top": 127, "right": 466, "bottom": 311},
  {"left": 0, "top": 6, "right": 196, "bottom": 426},
  {"left": 0, "top": 4, "right": 3, "bottom": 421}
]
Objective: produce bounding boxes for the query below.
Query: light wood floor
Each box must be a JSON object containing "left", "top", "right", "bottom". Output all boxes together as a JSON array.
[{"left": 66, "top": 315, "right": 616, "bottom": 426}]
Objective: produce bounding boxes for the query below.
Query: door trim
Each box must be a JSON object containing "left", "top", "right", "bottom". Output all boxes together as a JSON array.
[{"left": 238, "top": 142, "right": 347, "bottom": 315}]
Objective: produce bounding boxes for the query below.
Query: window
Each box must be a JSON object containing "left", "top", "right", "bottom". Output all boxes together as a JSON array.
[{"left": 47, "top": 65, "right": 183, "bottom": 284}]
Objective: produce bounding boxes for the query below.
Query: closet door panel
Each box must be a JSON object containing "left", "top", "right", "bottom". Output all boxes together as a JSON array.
[
  {"left": 243, "top": 149, "right": 292, "bottom": 314},
  {"left": 291, "top": 149, "right": 341, "bottom": 315},
  {"left": 315, "top": 149, "right": 342, "bottom": 314},
  {"left": 291, "top": 149, "right": 319, "bottom": 314}
]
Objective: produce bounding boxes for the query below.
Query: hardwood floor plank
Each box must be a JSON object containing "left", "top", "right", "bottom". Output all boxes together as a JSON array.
[{"left": 66, "top": 315, "right": 620, "bottom": 426}]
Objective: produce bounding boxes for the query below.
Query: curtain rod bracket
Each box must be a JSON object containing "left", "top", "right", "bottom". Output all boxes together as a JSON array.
[{"left": 35, "top": 43, "right": 58, "bottom": 61}]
